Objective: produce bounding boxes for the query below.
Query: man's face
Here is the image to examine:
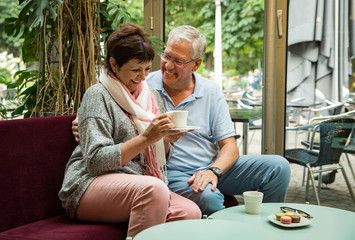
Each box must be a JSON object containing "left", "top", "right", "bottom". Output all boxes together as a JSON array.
[{"left": 160, "top": 39, "right": 199, "bottom": 89}]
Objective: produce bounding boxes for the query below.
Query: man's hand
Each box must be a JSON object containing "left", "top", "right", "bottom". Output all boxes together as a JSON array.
[
  {"left": 187, "top": 169, "right": 218, "bottom": 193},
  {"left": 72, "top": 116, "right": 79, "bottom": 143}
]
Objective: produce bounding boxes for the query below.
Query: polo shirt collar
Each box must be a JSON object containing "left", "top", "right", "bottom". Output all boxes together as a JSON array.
[
  {"left": 155, "top": 72, "right": 205, "bottom": 100},
  {"left": 191, "top": 72, "right": 204, "bottom": 98}
]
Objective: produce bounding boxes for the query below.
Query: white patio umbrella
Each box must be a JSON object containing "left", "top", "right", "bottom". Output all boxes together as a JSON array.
[{"left": 287, "top": 0, "right": 355, "bottom": 105}]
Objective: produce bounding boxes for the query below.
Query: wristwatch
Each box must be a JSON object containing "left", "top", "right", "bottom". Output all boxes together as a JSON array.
[{"left": 208, "top": 167, "right": 222, "bottom": 179}]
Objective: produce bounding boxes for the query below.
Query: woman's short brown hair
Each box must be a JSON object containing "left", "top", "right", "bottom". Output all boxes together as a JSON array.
[{"left": 104, "top": 23, "right": 155, "bottom": 72}]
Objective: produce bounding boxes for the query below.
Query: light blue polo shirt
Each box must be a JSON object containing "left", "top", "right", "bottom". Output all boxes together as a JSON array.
[{"left": 146, "top": 71, "right": 236, "bottom": 175}]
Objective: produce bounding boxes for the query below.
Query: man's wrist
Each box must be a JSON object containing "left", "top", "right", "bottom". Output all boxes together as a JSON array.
[{"left": 208, "top": 167, "right": 222, "bottom": 179}]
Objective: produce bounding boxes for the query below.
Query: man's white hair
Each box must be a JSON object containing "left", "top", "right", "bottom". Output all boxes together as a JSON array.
[{"left": 167, "top": 25, "right": 207, "bottom": 59}]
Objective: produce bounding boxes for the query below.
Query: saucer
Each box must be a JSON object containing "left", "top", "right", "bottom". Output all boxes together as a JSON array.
[
  {"left": 170, "top": 126, "right": 200, "bottom": 132},
  {"left": 267, "top": 215, "right": 311, "bottom": 228}
]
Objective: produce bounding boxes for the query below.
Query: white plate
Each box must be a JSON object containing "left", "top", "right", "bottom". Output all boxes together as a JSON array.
[
  {"left": 267, "top": 215, "right": 312, "bottom": 228},
  {"left": 170, "top": 126, "right": 200, "bottom": 132}
]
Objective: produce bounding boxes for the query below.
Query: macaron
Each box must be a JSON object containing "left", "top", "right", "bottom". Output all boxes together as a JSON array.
[
  {"left": 291, "top": 215, "right": 301, "bottom": 223},
  {"left": 280, "top": 215, "right": 292, "bottom": 224},
  {"left": 284, "top": 211, "right": 295, "bottom": 217},
  {"left": 275, "top": 212, "right": 285, "bottom": 221}
]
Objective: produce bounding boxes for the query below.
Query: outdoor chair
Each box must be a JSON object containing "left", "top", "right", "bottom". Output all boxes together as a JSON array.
[
  {"left": 286, "top": 100, "right": 345, "bottom": 150},
  {"left": 242, "top": 91, "right": 259, "bottom": 101},
  {"left": 236, "top": 98, "right": 262, "bottom": 149},
  {"left": 339, "top": 126, "right": 355, "bottom": 182},
  {"left": 300, "top": 110, "right": 355, "bottom": 183},
  {"left": 301, "top": 129, "right": 355, "bottom": 183},
  {"left": 288, "top": 89, "right": 344, "bottom": 127},
  {"left": 285, "top": 115, "right": 355, "bottom": 206},
  {"left": 289, "top": 101, "right": 345, "bottom": 127}
]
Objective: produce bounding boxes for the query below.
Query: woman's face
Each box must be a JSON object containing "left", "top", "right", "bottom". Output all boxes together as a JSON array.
[{"left": 110, "top": 58, "right": 152, "bottom": 92}]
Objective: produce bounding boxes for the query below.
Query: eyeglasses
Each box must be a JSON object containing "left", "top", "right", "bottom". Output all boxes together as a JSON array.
[
  {"left": 160, "top": 53, "right": 198, "bottom": 68},
  {"left": 280, "top": 207, "right": 313, "bottom": 218}
]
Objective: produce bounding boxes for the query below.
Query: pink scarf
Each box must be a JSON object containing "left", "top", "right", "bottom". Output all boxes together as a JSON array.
[{"left": 100, "top": 71, "right": 167, "bottom": 182}]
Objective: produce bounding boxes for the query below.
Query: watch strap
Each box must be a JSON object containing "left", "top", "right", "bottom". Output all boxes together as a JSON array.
[{"left": 208, "top": 167, "right": 222, "bottom": 179}]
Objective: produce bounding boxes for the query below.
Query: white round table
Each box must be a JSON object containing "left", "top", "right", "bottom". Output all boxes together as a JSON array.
[
  {"left": 210, "top": 203, "right": 355, "bottom": 240},
  {"left": 134, "top": 203, "right": 355, "bottom": 240},
  {"left": 134, "top": 219, "right": 257, "bottom": 240}
]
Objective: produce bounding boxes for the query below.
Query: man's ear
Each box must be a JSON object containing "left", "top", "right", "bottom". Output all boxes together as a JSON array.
[{"left": 192, "top": 58, "right": 202, "bottom": 72}]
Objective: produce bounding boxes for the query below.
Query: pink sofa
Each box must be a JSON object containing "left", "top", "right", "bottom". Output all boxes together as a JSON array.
[{"left": 0, "top": 115, "right": 238, "bottom": 239}]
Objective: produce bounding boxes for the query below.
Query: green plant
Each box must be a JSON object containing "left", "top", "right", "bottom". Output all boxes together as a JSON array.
[
  {"left": 0, "top": 51, "right": 22, "bottom": 119},
  {"left": 0, "top": 0, "right": 23, "bottom": 57},
  {"left": 4, "top": 0, "right": 132, "bottom": 118},
  {"left": 6, "top": 69, "right": 38, "bottom": 117},
  {"left": 0, "top": 52, "right": 21, "bottom": 84}
]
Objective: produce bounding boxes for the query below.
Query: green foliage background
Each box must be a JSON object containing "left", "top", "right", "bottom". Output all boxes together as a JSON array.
[
  {"left": 0, "top": 0, "right": 22, "bottom": 57},
  {"left": 0, "top": 0, "right": 264, "bottom": 118},
  {"left": 165, "top": 0, "right": 264, "bottom": 75},
  {"left": 1, "top": 0, "right": 264, "bottom": 77}
]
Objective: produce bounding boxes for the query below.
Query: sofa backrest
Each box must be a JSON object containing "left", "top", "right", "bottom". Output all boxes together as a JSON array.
[{"left": 0, "top": 115, "right": 78, "bottom": 232}]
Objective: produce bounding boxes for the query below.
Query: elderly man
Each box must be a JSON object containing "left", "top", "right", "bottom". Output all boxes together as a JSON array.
[{"left": 146, "top": 25, "right": 291, "bottom": 215}]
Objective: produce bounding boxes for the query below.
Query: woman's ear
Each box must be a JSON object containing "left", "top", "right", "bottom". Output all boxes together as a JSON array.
[
  {"left": 109, "top": 57, "right": 117, "bottom": 73},
  {"left": 192, "top": 58, "right": 202, "bottom": 72}
]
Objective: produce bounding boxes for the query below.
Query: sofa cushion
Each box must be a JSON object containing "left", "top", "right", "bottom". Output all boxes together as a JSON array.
[
  {"left": 223, "top": 194, "right": 239, "bottom": 208},
  {"left": 0, "top": 215, "right": 127, "bottom": 240},
  {"left": 0, "top": 115, "right": 78, "bottom": 231}
]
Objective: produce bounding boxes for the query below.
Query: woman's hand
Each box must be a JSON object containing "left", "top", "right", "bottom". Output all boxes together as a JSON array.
[
  {"left": 142, "top": 113, "right": 181, "bottom": 143},
  {"left": 121, "top": 113, "right": 187, "bottom": 165},
  {"left": 163, "top": 131, "right": 187, "bottom": 142}
]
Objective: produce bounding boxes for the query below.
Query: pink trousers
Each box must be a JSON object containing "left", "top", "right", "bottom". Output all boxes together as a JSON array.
[{"left": 76, "top": 173, "right": 201, "bottom": 238}]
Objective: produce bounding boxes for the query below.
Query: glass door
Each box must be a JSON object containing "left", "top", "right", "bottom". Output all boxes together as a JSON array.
[{"left": 164, "top": 0, "right": 265, "bottom": 154}]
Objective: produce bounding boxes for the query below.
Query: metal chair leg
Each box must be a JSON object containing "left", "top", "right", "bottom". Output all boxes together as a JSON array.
[
  {"left": 307, "top": 165, "right": 320, "bottom": 205},
  {"left": 318, "top": 166, "right": 323, "bottom": 197},
  {"left": 305, "top": 168, "right": 310, "bottom": 201},
  {"left": 344, "top": 153, "right": 355, "bottom": 182},
  {"left": 339, "top": 163, "right": 355, "bottom": 205}
]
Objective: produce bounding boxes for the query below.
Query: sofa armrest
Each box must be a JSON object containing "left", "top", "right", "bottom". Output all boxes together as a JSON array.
[{"left": 0, "top": 115, "right": 78, "bottom": 232}]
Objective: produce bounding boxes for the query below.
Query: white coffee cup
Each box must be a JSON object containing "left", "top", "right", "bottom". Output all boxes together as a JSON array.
[
  {"left": 167, "top": 110, "right": 188, "bottom": 128},
  {"left": 243, "top": 191, "right": 263, "bottom": 214}
]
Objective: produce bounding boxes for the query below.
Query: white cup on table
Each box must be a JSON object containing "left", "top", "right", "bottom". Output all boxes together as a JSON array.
[
  {"left": 243, "top": 191, "right": 263, "bottom": 214},
  {"left": 167, "top": 110, "right": 188, "bottom": 128}
]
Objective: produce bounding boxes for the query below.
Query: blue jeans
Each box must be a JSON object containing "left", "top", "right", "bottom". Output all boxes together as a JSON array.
[{"left": 167, "top": 155, "right": 291, "bottom": 215}]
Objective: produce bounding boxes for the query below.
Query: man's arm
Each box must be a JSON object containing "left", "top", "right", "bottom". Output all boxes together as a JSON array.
[{"left": 187, "top": 136, "right": 239, "bottom": 192}]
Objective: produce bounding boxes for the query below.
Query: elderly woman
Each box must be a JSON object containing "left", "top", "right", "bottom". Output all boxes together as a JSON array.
[{"left": 58, "top": 23, "right": 201, "bottom": 238}]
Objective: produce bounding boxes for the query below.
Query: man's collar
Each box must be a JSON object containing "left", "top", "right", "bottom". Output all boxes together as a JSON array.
[
  {"left": 191, "top": 72, "right": 204, "bottom": 98},
  {"left": 154, "top": 72, "right": 204, "bottom": 99}
]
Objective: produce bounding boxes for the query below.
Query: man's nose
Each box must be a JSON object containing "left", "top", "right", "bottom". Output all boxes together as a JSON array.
[{"left": 165, "top": 58, "right": 175, "bottom": 69}]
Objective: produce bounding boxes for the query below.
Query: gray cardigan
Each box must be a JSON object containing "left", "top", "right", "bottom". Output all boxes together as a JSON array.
[{"left": 58, "top": 83, "right": 167, "bottom": 219}]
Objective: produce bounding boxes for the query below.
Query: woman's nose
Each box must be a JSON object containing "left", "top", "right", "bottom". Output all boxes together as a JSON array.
[
  {"left": 140, "top": 73, "right": 146, "bottom": 80},
  {"left": 140, "top": 70, "right": 149, "bottom": 80}
]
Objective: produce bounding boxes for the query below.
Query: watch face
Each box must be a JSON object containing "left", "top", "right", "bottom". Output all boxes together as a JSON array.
[{"left": 210, "top": 167, "right": 222, "bottom": 177}]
